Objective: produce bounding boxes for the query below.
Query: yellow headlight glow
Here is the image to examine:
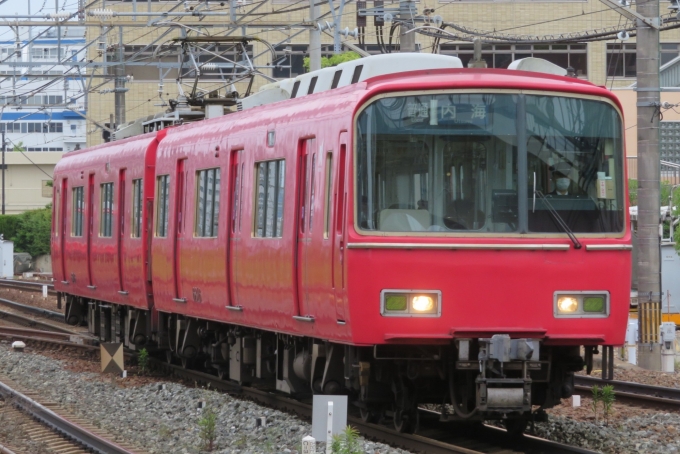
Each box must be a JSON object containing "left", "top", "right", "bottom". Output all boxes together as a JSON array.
[
  {"left": 557, "top": 296, "right": 579, "bottom": 313},
  {"left": 412, "top": 295, "right": 434, "bottom": 312}
]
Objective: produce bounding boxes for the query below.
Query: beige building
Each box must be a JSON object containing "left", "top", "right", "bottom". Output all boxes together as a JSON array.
[
  {"left": 2, "top": 151, "right": 60, "bottom": 214},
  {"left": 83, "top": 0, "right": 680, "bottom": 152}
]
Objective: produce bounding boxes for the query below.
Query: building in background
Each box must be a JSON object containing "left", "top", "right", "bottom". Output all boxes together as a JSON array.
[
  {"left": 0, "top": 26, "right": 86, "bottom": 213},
  {"left": 80, "top": 0, "right": 680, "bottom": 151}
]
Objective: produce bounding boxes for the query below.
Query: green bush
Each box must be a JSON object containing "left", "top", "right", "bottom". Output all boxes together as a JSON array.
[
  {"left": 303, "top": 51, "right": 362, "bottom": 72},
  {"left": 0, "top": 215, "right": 21, "bottom": 242},
  {"left": 330, "top": 426, "right": 362, "bottom": 454},
  {"left": 13, "top": 207, "right": 52, "bottom": 257},
  {"left": 628, "top": 179, "right": 638, "bottom": 207}
]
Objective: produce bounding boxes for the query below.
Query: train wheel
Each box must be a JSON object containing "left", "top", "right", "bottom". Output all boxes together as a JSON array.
[
  {"left": 393, "top": 407, "right": 418, "bottom": 433},
  {"left": 392, "top": 377, "right": 418, "bottom": 433},
  {"left": 165, "top": 350, "right": 174, "bottom": 365},
  {"left": 359, "top": 406, "right": 378, "bottom": 424},
  {"left": 504, "top": 416, "right": 528, "bottom": 437},
  {"left": 181, "top": 357, "right": 193, "bottom": 369}
]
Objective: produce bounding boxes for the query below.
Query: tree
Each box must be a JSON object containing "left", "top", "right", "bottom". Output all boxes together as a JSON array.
[
  {"left": 0, "top": 215, "right": 21, "bottom": 241},
  {"left": 303, "top": 52, "right": 362, "bottom": 72},
  {"left": 12, "top": 141, "right": 25, "bottom": 152},
  {"left": 13, "top": 207, "right": 51, "bottom": 257}
]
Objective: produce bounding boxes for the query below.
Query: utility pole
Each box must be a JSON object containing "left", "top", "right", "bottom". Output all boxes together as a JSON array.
[
  {"left": 467, "top": 38, "right": 487, "bottom": 69},
  {"left": 308, "top": 0, "right": 321, "bottom": 71},
  {"left": 114, "top": 26, "right": 126, "bottom": 126},
  {"left": 399, "top": 0, "right": 416, "bottom": 52},
  {"left": 2, "top": 130, "right": 6, "bottom": 215},
  {"left": 636, "top": 0, "right": 662, "bottom": 370}
]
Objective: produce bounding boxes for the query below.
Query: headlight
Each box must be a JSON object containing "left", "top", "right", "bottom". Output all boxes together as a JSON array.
[
  {"left": 382, "top": 290, "right": 441, "bottom": 317},
  {"left": 554, "top": 292, "right": 609, "bottom": 318},
  {"left": 557, "top": 296, "right": 578, "bottom": 313},
  {"left": 412, "top": 296, "right": 434, "bottom": 312}
]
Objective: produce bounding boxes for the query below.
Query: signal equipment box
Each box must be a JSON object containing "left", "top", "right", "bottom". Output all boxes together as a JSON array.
[{"left": 0, "top": 238, "right": 13, "bottom": 278}]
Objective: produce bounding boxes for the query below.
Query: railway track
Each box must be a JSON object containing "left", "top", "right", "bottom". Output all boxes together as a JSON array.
[
  {"left": 1, "top": 326, "right": 598, "bottom": 454},
  {"left": 0, "top": 295, "right": 63, "bottom": 322},
  {"left": 574, "top": 375, "right": 680, "bottom": 410},
  {"left": 0, "top": 374, "right": 146, "bottom": 454},
  {"left": 0, "top": 400, "right": 92, "bottom": 454},
  {"left": 152, "top": 359, "right": 596, "bottom": 454},
  {"left": 0, "top": 279, "right": 55, "bottom": 296},
  {"left": 0, "top": 292, "right": 601, "bottom": 454},
  {"left": 0, "top": 308, "right": 79, "bottom": 335}
]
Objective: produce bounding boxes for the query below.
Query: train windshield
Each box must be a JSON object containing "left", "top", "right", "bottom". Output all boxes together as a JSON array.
[{"left": 355, "top": 93, "right": 624, "bottom": 234}]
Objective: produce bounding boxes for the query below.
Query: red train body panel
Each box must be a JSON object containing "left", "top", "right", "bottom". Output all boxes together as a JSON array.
[
  {"left": 52, "top": 64, "right": 631, "bottom": 427},
  {"left": 52, "top": 132, "right": 162, "bottom": 311}
]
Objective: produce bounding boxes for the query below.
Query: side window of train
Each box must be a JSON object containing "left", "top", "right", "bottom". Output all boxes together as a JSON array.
[
  {"left": 100, "top": 182, "right": 114, "bottom": 237},
  {"left": 72, "top": 186, "right": 84, "bottom": 237},
  {"left": 195, "top": 168, "right": 221, "bottom": 237},
  {"left": 155, "top": 175, "right": 170, "bottom": 237},
  {"left": 131, "top": 179, "right": 143, "bottom": 238},
  {"left": 254, "top": 159, "right": 285, "bottom": 238}
]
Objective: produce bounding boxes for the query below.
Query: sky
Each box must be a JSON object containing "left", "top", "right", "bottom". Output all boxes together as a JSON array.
[
  {"left": 0, "top": 0, "right": 78, "bottom": 42},
  {"left": 0, "top": 0, "right": 77, "bottom": 17}
]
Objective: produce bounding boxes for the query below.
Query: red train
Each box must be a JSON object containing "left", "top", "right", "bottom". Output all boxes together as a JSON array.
[{"left": 52, "top": 54, "right": 631, "bottom": 433}]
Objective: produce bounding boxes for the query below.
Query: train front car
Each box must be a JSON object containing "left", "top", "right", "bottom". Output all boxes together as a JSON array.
[{"left": 345, "top": 71, "right": 630, "bottom": 432}]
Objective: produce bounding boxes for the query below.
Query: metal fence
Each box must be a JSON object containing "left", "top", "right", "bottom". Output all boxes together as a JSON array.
[{"left": 627, "top": 157, "right": 680, "bottom": 186}]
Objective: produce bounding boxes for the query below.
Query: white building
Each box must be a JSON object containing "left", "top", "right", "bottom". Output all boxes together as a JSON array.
[
  {"left": 0, "top": 27, "right": 86, "bottom": 153},
  {"left": 0, "top": 27, "right": 86, "bottom": 213}
]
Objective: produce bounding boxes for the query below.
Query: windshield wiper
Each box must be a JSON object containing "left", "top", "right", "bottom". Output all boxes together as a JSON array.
[{"left": 533, "top": 189, "right": 582, "bottom": 250}]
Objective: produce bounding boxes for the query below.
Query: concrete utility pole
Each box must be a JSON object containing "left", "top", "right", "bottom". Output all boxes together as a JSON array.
[
  {"left": 308, "top": 0, "right": 321, "bottom": 71},
  {"left": 1, "top": 130, "right": 6, "bottom": 215},
  {"left": 399, "top": 0, "right": 417, "bottom": 52},
  {"left": 114, "top": 26, "right": 126, "bottom": 126},
  {"left": 467, "top": 38, "right": 487, "bottom": 69},
  {"left": 636, "top": 0, "right": 662, "bottom": 370}
]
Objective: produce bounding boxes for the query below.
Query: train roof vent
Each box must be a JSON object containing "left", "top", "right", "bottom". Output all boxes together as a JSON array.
[
  {"left": 507, "top": 58, "right": 568, "bottom": 76},
  {"left": 237, "top": 54, "right": 463, "bottom": 111}
]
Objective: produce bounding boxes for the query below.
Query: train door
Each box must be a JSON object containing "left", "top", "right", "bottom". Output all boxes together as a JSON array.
[
  {"left": 117, "top": 169, "right": 127, "bottom": 293},
  {"left": 227, "top": 149, "right": 242, "bottom": 308},
  {"left": 173, "top": 159, "right": 187, "bottom": 302},
  {"left": 59, "top": 178, "right": 68, "bottom": 281},
  {"left": 296, "top": 138, "right": 315, "bottom": 317},
  {"left": 332, "top": 134, "right": 348, "bottom": 321},
  {"left": 87, "top": 174, "right": 95, "bottom": 288}
]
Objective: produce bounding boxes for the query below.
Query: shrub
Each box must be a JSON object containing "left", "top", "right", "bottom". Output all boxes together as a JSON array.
[
  {"left": 0, "top": 215, "right": 21, "bottom": 242},
  {"left": 13, "top": 208, "right": 51, "bottom": 257},
  {"left": 601, "top": 384, "right": 615, "bottom": 424},
  {"left": 138, "top": 348, "right": 149, "bottom": 374},
  {"left": 330, "top": 426, "right": 362, "bottom": 454},
  {"left": 591, "top": 385, "right": 601, "bottom": 422},
  {"left": 198, "top": 404, "right": 217, "bottom": 451},
  {"left": 303, "top": 51, "right": 362, "bottom": 72}
]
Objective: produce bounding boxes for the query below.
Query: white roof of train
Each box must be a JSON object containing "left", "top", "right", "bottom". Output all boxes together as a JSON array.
[{"left": 238, "top": 53, "right": 464, "bottom": 111}]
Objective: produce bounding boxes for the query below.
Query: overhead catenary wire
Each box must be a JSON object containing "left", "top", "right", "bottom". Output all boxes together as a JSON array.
[{"left": 1, "top": 0, "right": 673, "bottom": 147}]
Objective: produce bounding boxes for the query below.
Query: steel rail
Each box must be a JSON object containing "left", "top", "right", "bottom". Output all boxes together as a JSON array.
[
  {"left": 0, "top": 279, "right": 56, "bottom": 295},
  {"left": 574, "top": 375, "right": 680, "bottom": 409},
  {"left": 0, "top": 297, "right": 62, "bottom": 321},
  {"left": 0, "top": 379, "right": 137, "bottom": 454},
  {"left": 0, "top": 326, "right": 91, "bottom": 344},
  {"left": 0, "top": 308, "right": 76, "bottom": 334}
]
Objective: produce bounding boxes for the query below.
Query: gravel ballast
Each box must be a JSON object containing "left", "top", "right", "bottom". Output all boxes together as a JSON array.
[
  {"left": 1, "top": 343, "right": 680, "bottom": 453},
  {"left": 0, "top": 344, "right": 411, "bottom": 454}
]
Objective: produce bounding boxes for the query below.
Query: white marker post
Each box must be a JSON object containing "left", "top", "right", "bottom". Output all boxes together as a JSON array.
[
  {"left": 301, "top": 435, "right": 315, "bottom": 454},
  {"left": 326, "top": 401, "right": 334, "bottom": 454},
  {"left": 42, "top": 285, "right": 47, "bottom": 299}
]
